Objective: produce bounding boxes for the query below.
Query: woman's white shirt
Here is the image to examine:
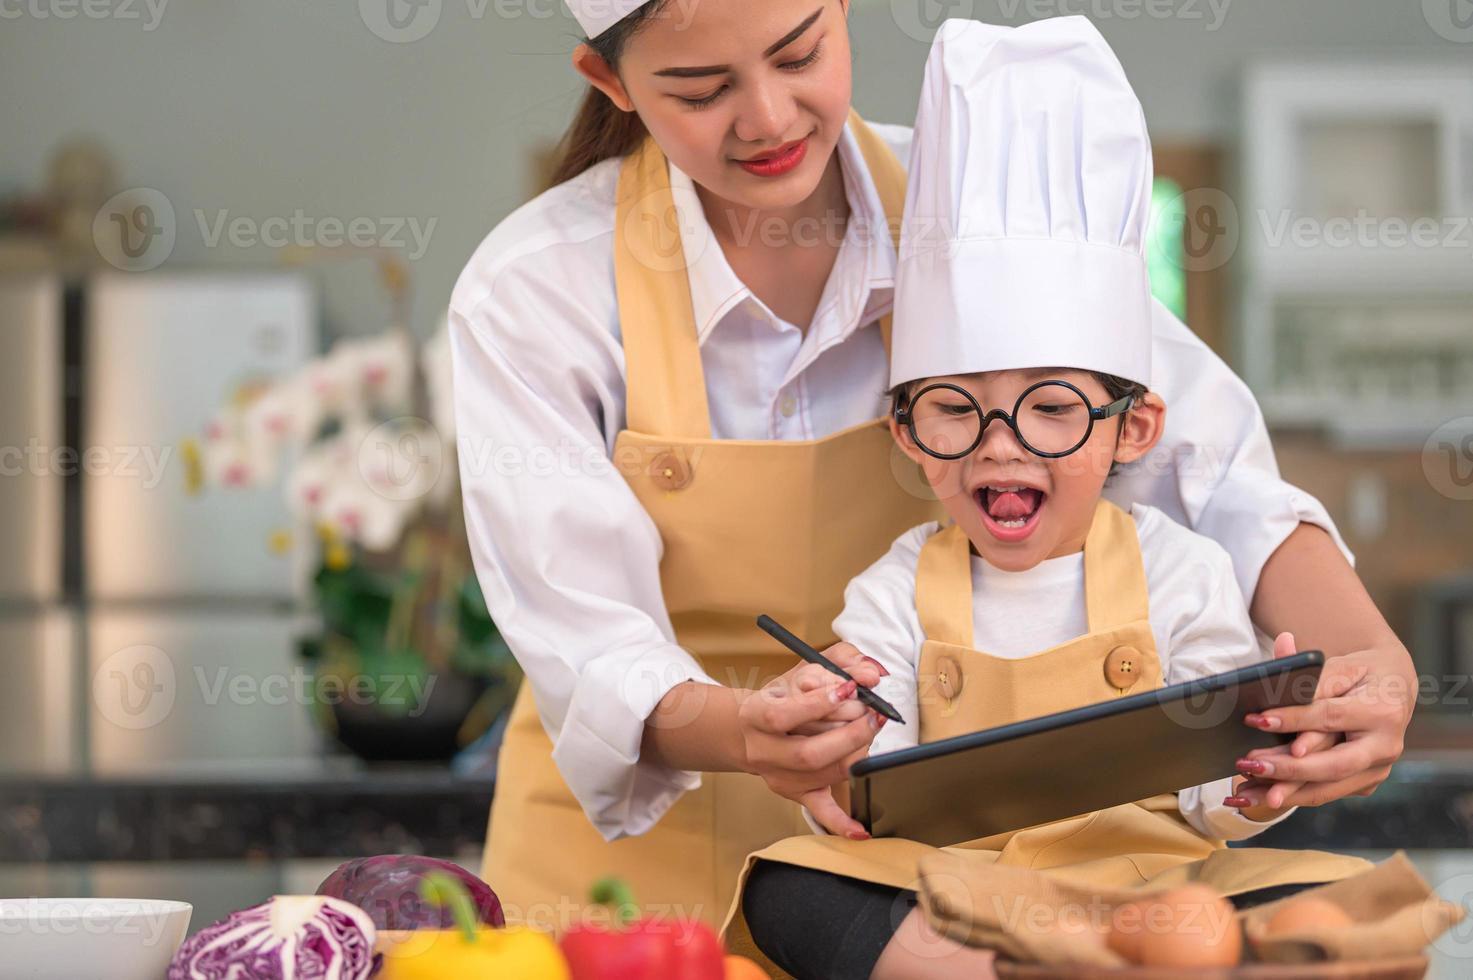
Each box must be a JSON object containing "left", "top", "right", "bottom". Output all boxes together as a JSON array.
[
  {"left": 821, "top": 503, "right": 1298, "bottom": 841},
  {"left": 448, "top": 119, "right": 1349, "bottom": 842}
]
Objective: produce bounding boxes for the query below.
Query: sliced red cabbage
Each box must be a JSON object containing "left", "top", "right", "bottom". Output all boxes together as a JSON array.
[{"left": 167, "top": 895, "right": 379, "bottom": 980}]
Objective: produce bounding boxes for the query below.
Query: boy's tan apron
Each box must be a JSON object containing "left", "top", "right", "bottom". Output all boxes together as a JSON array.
[
  {"left": 481, "top": 113, "right": 945, "bottom": 932},
  {"left": 722, "top": 501, "right": 1372, "bottom": 974}
]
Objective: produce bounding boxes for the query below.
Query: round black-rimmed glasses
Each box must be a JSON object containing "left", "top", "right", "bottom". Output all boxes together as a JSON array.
[{"left": 894, "top": 380, "right": 1135, "bottom": 461}]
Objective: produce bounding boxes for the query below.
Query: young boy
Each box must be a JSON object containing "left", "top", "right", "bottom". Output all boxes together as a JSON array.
[{"left": 722, "top": 16, "right": 1372, "bottom": 980}]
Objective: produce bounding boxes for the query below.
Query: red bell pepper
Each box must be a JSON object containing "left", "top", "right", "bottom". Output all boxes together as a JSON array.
[{"left": 561, "top": 877, "right": 725, "bottom": 980}]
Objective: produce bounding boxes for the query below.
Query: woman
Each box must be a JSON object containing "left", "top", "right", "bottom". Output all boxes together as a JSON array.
[{"left": 449, "top": 0, "right": 1415, "bottom": 941}]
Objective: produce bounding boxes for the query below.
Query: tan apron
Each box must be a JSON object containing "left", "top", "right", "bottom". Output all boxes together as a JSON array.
[
  {"left": 721, "top": 500, "right": 1372, "bottom": 974},
  {"left": 480, "top": 113, "right": 945, "bottom": 933}
]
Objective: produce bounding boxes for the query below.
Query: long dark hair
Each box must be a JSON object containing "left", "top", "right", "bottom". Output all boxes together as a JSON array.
[{"left": 547, "top": 2, "right": 668, "bottom": 188}]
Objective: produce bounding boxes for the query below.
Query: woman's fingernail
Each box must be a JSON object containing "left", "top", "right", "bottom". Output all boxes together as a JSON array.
[
  {"left": 1224, "top": 796, "right": 1251, "bottom": 808},
  {"left": 846, "top": 829, "right": 870, "bottom": 841},
  {"left": 1237, "top": 759, "right": 1268, "bottom": 776},
  {"left": 861, "top": 655, "right": 890, "bottom": 677},
  {"left": 830, "top": 681, "right": 857, "bottom": 703},
  {"left": 1259, "top": 715, "right": 1281, "bottom": 730}
]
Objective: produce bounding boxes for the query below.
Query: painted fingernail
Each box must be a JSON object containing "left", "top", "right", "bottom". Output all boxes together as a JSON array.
[
  {"left": 861, "top": 655, "right": 890, "bottom": 677},
  {"left": 830, "top": 681, "right": 857, "bottom": 703},
  {"left": 1259, "top": 715, "right": 1281, "bottom": 730},
  {"left": 1236, "top": 759, "right": 1268, "bottom": 776},
  {"left": 846, "top": 829, "right": 870, "bottom": 841},
  {"left": 869, "top": 713, "right": 883, "bottom": 730},
  {"left": 1224, "top": 796, "right": 1251, "bottom": 808}
]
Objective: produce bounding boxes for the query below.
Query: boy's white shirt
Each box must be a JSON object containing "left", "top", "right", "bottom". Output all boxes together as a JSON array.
[{"left": 806, "top": 502, "right": 1298, "bottom": 842}]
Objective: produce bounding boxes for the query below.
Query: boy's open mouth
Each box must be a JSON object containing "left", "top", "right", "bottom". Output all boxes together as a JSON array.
[{"left": 976, "top": 485, "right": 1047, "bottom": 543}]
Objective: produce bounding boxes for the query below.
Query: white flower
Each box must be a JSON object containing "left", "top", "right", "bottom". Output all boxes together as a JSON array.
[
  {"left": 287, "top": 436, "right": 354, "bottom": 522},
  {"left": 320, "top": 475, "right": 418, "bottom": 552},
  {"left": 333, "top": 330, "right": 415, "bottom": 418}
]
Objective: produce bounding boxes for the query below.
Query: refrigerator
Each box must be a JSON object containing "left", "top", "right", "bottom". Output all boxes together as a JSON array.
[{"left": 0, "top": 270, "right": 324, "bottom": 776}]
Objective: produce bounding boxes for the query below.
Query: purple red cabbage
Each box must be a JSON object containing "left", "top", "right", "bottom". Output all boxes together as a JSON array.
[
  {"left": 316, "top": 855, "right": 505, "bottom": 930},
  {"left": 167, "top": 895, "right": 379, "bottom": 980}
]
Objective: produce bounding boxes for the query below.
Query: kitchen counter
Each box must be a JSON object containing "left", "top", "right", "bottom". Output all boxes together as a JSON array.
[
  {"left": 2, "top": 752, "right": 1470, "bottom": 864},
  {"left": 0, "top": 760, "right": 493, "bottom": 864},
  {"left": 1246, "top": 751, "right": 1473, "bottom": 851}
]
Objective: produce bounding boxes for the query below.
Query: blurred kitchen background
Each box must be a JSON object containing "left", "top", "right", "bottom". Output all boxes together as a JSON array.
[{"left": 2, "top": 0, "right": 1472, "bottom": 972}]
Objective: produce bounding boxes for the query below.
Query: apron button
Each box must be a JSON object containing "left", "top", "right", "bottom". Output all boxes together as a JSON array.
[
  {"left": 1104, "top": 645, "right": 1141, "bottom": 691},
  {"left": 936, "top": 655, "right": 963, "bottom": 701},
  {"left": 648, "top": 451, "right": 692, "bottom": 491}
]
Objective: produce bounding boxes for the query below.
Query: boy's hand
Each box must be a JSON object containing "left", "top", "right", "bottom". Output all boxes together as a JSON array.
[{"left": 802, "top": 776, "right": 871, "bottom": 840}]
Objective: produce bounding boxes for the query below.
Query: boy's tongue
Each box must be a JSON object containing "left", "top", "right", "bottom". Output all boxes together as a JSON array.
[{"left": 985, "top": 487, "right": 1042, "bottom": 521}]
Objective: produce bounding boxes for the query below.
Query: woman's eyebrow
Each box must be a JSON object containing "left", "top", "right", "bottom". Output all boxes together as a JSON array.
[{"left": 653, "top": 7, "right": 823, "bottom": 78}]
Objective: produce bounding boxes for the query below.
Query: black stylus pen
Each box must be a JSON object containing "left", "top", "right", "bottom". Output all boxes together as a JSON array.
[{"left": 756, "top": 614, "right": 905, "bottom": 724}]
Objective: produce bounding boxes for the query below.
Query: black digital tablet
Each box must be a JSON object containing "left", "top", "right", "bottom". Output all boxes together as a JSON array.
[{"left": 849, "top": 650, "right": 1324, "bottom": 846}]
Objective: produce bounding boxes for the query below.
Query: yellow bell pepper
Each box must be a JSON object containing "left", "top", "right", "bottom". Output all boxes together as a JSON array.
[
  {"left": 375, "top": 872, "right": 569, "bottom": 980},
  {"left": 378, "top": 926, "right": 568, "bottom": 979}
]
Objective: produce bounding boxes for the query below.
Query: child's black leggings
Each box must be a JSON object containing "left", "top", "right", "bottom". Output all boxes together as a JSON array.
[{"left": 742, "top": 858, "right": 1331, "bottom": 980}]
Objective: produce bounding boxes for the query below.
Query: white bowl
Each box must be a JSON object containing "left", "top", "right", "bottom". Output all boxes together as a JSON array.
[{"left": 0, "top": 897, "right": 192, "bottom": 980}]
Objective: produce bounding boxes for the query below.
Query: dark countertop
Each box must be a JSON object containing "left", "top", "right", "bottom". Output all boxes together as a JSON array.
[
  {"left": 1, "top": 752, "right": 1469, "bottom": 864},
  {"left": 0, "top": 760, "right": 494, "bottom": 863},
  {"left": 1245, "top": 751, "right": 1473, "bottom": 851}
]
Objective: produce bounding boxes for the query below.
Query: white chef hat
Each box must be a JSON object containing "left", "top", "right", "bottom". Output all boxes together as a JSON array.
[
  {"left": 890, "top": 16, "right": 1155, "bottom": 390},
  {"left": 565, "top": 0, "right": 651, "bottom": 38}
]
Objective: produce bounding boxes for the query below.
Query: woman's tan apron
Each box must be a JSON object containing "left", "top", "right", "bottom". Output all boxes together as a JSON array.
[
  {"left": 481, "top": 113, "right": 945, "bottom": 933},
  {"left": 722, "top": 500, "right": 1372, "bottom": 974}
]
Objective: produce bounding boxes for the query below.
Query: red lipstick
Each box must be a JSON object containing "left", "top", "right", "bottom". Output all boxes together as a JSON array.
[{"left": 737, "top": 137, "right": 809, "bottom": 177}]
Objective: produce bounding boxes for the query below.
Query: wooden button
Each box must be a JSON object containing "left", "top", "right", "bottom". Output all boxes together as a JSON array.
[
  {"left": 1104, "top": 645, "right": 1142, "bottom": 691},
  {"left": 648, "top": 452, "right": 692, "bottom": 491},
  {"left": 936, "top": 655, "right": 963, "bottom": 701}
]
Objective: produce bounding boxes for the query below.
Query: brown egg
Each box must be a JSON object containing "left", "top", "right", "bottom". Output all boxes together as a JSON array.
[
  {"left": 1129, "top": 885, "right": 1243, "bottom": 969},
  {"left": 1264, "top": 896, "right": 1355, "bottom": 936},
  {"left": 1105, "top": 899, "right": 1146, "bottom": 963}
]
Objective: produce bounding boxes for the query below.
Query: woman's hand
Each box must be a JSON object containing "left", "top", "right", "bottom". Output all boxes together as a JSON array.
[
  {"left": 738, "top": 642, "right": 888, "bottom": 839},
  {"left": 1232, "top": 631, "right": 1415, "bottom": 809}
]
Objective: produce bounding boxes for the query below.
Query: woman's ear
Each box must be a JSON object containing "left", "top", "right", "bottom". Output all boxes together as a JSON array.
[
  {"left": 572, "top": 43, "right": 634, "bottom": 112},
  {"left": 1113, "top": 391, "right": 1165, "bottom": 465}
]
